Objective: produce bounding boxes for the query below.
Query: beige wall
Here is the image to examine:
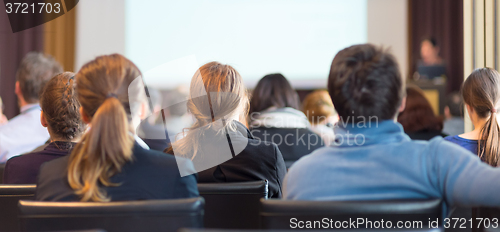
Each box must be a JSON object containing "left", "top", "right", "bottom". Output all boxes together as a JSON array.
[
  {"left": 75, "top": 0, "right": 125, "bottom": 71},
  {"left": 367, "top": 0, "right": 409, "bottom": 79}
]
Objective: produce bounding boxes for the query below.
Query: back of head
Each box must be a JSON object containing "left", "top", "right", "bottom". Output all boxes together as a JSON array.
[
  {"left": 69, "top": 54, "right": 146, "bottom": 202},
  {"left": 328, "top": 44, "right": 403, "bottom": 123},
  {"left": 397, "top": 86, "right": 443, "bottom": 133},
  {"left": 302, "top": 90, "right": 337, "bottom": 125},
  {"left": 462, "top": 68, "right": 500, "bottom": 166},
  {"left": 16, "top": 52, "right": 63, "bottom": 103},
  {"left": 446, "top": 92, "right": 463, "bottom": 117},
  {"left": 40, "top": 72, "right": 85, "bottom": 141},
  {"left": 249, "top": 73, "right": 300, "bottom": 114},
  {"left": 171, "top": 61, "right": 248, "bottom": 159}
]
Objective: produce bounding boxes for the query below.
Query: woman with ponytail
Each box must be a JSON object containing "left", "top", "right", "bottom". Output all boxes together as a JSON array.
[
  {"left": 4, "top": 72, "right": 85, "bottom": 184},
  {"left": 445, "top": 68, "right": 500, "bottom": 166},
  {"left": 165, "top": 62, "right": 286, "bottom": 198},
  {"left": 35, "top": 54, "right": 198, "bottom": 202}
]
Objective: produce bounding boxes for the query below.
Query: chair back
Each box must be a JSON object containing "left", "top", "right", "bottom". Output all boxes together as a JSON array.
[
  {"left": 19, "top": 197, "right": 204, "bottom": 232},
  {"left": 0, "top": 184, "right": 36, "bottom": 232},
  {"left": 0, "top": 163, "right": 5, "bottom": 184},
  {"left": 260, "top": 198, "right": 442, "bottom": 229},
  {"left": 198, "top": 180, "right": 268, "bottom": 229}
]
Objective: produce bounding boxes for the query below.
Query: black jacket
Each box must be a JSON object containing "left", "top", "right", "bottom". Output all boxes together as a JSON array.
[
  {"left": 167, "top": 121, "right": 287, "bottom": 198},
  {"left": 35, "top": 142, "right": 199, "bottom": 201},
  {"left": 250, "top": 127, "right": 323, "bottom": 163}
]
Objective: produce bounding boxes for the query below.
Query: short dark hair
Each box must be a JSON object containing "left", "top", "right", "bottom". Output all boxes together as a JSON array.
[
  {"left": 327, "top": 44, "right": 404, "bottom": 122},
  {"left": 16, "top": 52, "right": 63, "bottom": 103},
  {"left": 250, "top": 73, "right": 300, "bottom": 114},
  {"left": 446, "top": 92, "right": 463, "bottom": 117},
  {"left": 422, "top": 37, "right": 438, "bottom": 47}
]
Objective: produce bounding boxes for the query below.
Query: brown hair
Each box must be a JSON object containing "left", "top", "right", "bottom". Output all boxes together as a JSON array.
[
  {"left": 302, "top": 90, "right": 337, "bottom": 125},
  {"left": 40, "top": 72, "right": 85, "bottom": 141},
  {"left": 397, "top": 86, "right": 443, "bottom": 133},
  {"left": 16, "top": 52, "right": 63, "bottom": 103},
  {"left": 166, "top": 62, "right": 248, "bottom": 159},
  {"left": 328, "top": 44, "right": 404, "bottom": 122},
  {"left": 249, "top": 73, "right": 300, "bottom": 114},
  {"left": 68, "top": 54, "right": 145, "bottom": 202},
  {"left": 462, "top": 68, "right": 500, "bottom": 166}
]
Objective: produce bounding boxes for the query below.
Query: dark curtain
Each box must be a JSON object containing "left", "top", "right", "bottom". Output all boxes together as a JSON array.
[
  {"left": 409, "top": 0, "right": 464, "bottom": 93},
  {"left": 0, "top": 4, "right": 44, "bottom": 119}
]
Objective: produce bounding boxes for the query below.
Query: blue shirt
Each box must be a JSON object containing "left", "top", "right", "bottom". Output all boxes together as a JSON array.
[
  {"left": 283, "top": 120, "right": 500, "bottom": 213},
  {"left": 444, "top": 135, "right": 478, "bottom": 157},
  {"left": 0, "top": 104, "right": 49, "bottom": 163}
]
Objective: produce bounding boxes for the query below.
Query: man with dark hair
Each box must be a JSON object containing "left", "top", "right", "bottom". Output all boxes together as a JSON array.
[
  {"left": 284, "top": 44, "right": 500, "bottom": 213},
  {"left": 442, "top": 92, "right": 464, "bottom": 136},
  {"left": 0, "top": 52, "right": 62, "bottom": 162}
]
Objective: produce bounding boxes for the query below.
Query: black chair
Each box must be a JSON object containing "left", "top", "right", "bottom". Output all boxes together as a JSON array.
[
  {"left": 260, "top": 199, "right": 442, "bottom": 229},
  {"left": 472, "top": 207, "right": 500, "bottom": 232},
  {"left": 18, "top": 197, "right": 204, "bottom": 232},
  {"left": 0, "top": 184, "right": 36, "bottom": 232},
  {"left": 0, "top": 163, "right": 6, "bottom": 184},
  {"left": 198, "top": 180, "right": 268, "bottom": 229}
]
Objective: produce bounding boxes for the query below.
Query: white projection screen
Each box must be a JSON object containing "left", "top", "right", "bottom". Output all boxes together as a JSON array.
[{"left": 125, "top": 0, "right": 367, "bottom": 89}]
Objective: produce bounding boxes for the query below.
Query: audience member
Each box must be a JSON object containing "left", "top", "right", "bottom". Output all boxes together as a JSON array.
[
  {"left": 445, "top": 68, "right": 500, "bottom": 165},
  {"left": 35, "top": 54, "right": 198, "bottom": 202},
  {"left": 397, "top": 86, "right": 446, "bottom": 140},
  {"left": 4, "top": 72, "right": 85, "bottom": 184},
  {"left": 442, "top": 92, "right": 464, "bottom": 136},
  {"left": 162, "top": 86, "right": 193, "bottom": 141},
  {"left": 136, "top": 87, "right": 171, "bottom": 151},
  {"left": 0, "top": 97, "right": 8, "bottom": 126},
  {"left": 284, "top": 44, "right": 500, "bottom": 213},
  {"left": 420, "top": 37, "right": 444, "bottom": 66},
  {"left": 165, "top": 62, "right": 286, "bottom": 198},
  {"left": 249, "top": 74, "right": 323, "bottom": 165},
  {"left": 0, "top": 52, "right": 62, "bottom": 162},
  {"left": 302, "top": 90, "right": 338, "bottom": 146}
]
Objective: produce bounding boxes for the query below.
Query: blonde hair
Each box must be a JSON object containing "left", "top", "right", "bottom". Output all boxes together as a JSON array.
[
  {"left": 168, "top": 62, "right": 249, "bottom": 160},
  {"left": 302, "top": 90, "right": 337, "bottom": 125},
  {"left": 68, "top": 54, "right": 145, "bottom": 202}
]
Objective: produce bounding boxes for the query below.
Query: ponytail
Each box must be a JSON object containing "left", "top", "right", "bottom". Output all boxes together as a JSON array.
[
  {"left": 68, "top": 96, "right": 134, "bottom": 202},
  {"left": 479, "top": 109, "right": 500, "bottom": 166}
]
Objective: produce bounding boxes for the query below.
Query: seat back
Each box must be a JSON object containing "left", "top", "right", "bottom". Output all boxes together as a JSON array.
[
  {"left": 19, "top": 197, "right": 204, "bottom": 232},
  {"left": 260, "top": 199, "right": 442, "bottom": 229},
  {"left": 0, "top": 184, "right": 36, "bottom": 232},
  {"left": 0, "top": 163, "right": 5, "bottom": 184},
  {"left": 198, "top": 180, "right": 268, "bottom": 229}
]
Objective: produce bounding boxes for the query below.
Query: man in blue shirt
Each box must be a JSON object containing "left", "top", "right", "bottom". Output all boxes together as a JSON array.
[{"left": 283, "top": 44, "right": 500, "bottom": 212}]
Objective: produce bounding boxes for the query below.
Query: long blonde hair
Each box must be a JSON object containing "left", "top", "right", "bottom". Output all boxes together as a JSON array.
[
  {"left": 68, "top": 54, "right": 145, "bottom": 202},
  {"left": 167, "top": 62, "right": 249, "bottom": 160},
  {"left": 463, "top": 68, "right": 500, "bottom": 166}
]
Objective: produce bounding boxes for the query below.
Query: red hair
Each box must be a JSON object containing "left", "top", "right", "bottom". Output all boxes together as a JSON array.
[{"left": 398, "top": 86, "right": 443, "bottom": 133}]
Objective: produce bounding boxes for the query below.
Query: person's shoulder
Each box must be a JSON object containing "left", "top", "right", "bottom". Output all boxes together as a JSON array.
[
  {"left": 443, "top": 134, "right": 456, "bottom": 142},
  {"left": 135, "top": 146, "right": 177, "bottom": 165},
  {"left": 425, "top": 136, "right": 474, "bottom": 158},
  {"left": 287, "top": 146, "right": 332, "bottom": 172}
]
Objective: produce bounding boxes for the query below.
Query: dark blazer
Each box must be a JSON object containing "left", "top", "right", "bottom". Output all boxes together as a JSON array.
[
  {"left": 4, "top": 141, "right": 74, "bottom": 184},
  {"left": 250, "top": 127, "right": 323, "bottom": 163},
  {"left": 35, "top": 142, "right": 199, "bottom": 201},
  {"left": 137, "top": 120, "right": 171, "bottom": 152},
  {"left": 167, "top": 121, "right": 287, "bottom": 198}
]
